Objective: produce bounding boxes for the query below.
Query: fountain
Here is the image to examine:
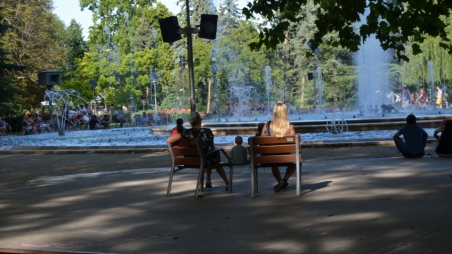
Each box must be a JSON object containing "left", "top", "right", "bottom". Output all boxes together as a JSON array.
[
  {"left": 326, "top": 111, "right": 348, "bottom": 135},
  {"left": 228, "top": 86, "right": 260, "bottom": 119},
  {"left": 44, "top": 89, "right": 88, "bottom": 136},
  {"left": 315, "top": 66, "right": 324, "bottom": 107},
  {"left": 355, "top": 7, "right": 391, "bottom": 113},
  {"left": 427, "top": 61, "right": 435, "bottom": 101},
  {"left": 265, "top": 65, "right": 272, "bottom": 116}
]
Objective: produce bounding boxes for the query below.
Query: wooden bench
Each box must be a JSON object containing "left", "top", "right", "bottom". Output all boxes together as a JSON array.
[
  {"left": 248, "top": 135, "right": 302, "bottom": 197},
  {"left": 167, "top": 138, "right": 233, "bottom": 197},
  {"left": 298, "top": 108, "right": 310, "bottom": 114}
]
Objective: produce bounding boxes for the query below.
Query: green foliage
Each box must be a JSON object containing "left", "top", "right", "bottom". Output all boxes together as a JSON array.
[
  {"left": 243, "top": 0, "right": 452, "bottom": 61},
  {"left": 0, "top": 16, "right": 26, "bottom": 115},
  {"left": 0, "top": 0, "right": 64, "bottom": 113},
  {"left": 3, "top": 0, "right": 452, "bottom": 115}
]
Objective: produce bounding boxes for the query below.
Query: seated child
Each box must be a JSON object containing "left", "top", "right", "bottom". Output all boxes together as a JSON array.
[{"left": 230, "top": 136, "right": 248, "bottom": 165}]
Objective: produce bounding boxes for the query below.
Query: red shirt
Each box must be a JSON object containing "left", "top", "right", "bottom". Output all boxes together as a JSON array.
[{"left": 171, "top": 126, "right": 185, "bottom": 135}]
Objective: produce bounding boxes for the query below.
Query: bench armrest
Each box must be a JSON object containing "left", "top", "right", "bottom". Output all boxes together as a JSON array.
[{"left": 206, "top": 148, "right": 233, "bottom": 164}]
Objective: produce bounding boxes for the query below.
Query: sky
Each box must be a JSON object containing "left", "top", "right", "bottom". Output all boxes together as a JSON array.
[{"left": 52, "top": 0, "right": 250, "bottom": 40}]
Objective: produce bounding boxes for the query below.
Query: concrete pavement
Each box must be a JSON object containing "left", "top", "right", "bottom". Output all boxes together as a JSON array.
[{"left": 1, "top": 157, "right": 452, "bottom": 253}]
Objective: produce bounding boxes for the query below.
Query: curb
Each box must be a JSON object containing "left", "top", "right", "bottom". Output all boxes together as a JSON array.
[{"left": 0, "top": 138, "right": 437, "bottom": 154}]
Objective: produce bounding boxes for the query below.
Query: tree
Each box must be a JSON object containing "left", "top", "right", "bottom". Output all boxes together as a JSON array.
[
  {"left": 217, "top": 0, "right": 241, "bottom": 38},
  {"left": 0, "top": 16, "right": 26, "bottom": 115},
  {"left": 0, "top": 0, "right": 65, "bottom": 111},
  {"left": 242, "top": 0, "right": 452, "bottom": 61},
  {"left": 64, "top": 20, "right": 88, "bottom": 72}
]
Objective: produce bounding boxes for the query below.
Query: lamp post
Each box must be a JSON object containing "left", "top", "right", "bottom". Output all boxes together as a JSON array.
[
  {"left": 211, "top": 49, "right": 219, "bottom": 120},
  {"left": 151, "top": 72, "right": 159, "bottom": 125},
  {"left": 185, "top": 0, "right": 196, "bottom": 112},
  {"left": 158, "top": 0, "right": 218, "bottom": 112},
  {"left": 46, "top": 85, "right": 54, "bottom": 121},
  {"left": 180, "top": 55, "right": 186, "bottom": 107}
]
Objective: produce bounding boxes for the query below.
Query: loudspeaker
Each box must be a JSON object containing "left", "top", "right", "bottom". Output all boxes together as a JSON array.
[
  {"left": 38, "top": 71, "right": 62, "bottom": 86},
  {"left": 199, "top": 14, "right": 218, "bottom": 40},
  {"left": 308, "top": 72, "right": 314, "bottom": 80},
  {"left": 158, "top": 16, "right": 182, "bottom": 43}
]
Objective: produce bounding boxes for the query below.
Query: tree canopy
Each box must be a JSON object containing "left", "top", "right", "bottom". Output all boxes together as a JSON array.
[
  {"left": 243, "top": 0, "right": 452, "bottom": 61},
  {"left": 2, "top": 0, "right": 452, "bottom": 118}
]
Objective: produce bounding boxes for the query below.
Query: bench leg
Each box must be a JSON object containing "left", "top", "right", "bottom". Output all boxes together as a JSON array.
[
  {"left": 251, "top": 165, "right": 257, "bottom": 197},
  {"left": 167, "top": 166, "right": 176, "bottom": 197},
  {"left": 195, "top": 168, "right": 204, "bottom": 198},
  {"left": 228, "top": 165, "right": 233, "bottom": 193},
  {"left": 296, "top": 162, "right": 302, "bottom": 196}
]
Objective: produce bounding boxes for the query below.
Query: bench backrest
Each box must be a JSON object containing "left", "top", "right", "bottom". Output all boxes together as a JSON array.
[
  {"left": 248, "top": 135, "right": 302, "bottom": 166},
  {"left": 167, "top": 138, "right": 206, "bottom": 168}
]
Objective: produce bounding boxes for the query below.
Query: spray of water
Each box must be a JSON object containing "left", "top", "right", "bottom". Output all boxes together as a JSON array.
[
  {"left": 355, "top": 9, "right": 391, "bottom": 111},
  {"left": 44, "top": 90, "right": 88, "bottom": 136}
]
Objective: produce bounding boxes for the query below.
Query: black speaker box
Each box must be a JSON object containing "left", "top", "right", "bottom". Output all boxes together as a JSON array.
[
  {"left": 308, "top": 72, "right": 314, "bottom": 80},
  {"left": 199, "top": 14, "right": 218, "bottom": 40},
  {"left": 38, "top": 71, "right": 62, "bottom": 86},
  {"left": 159, "top": 16, "right": 182, "bottom": 43}
]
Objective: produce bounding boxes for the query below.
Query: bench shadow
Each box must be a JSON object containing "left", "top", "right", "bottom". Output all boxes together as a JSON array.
[{"left": 301, "top": 181, "right": 332, "bottom": 196}]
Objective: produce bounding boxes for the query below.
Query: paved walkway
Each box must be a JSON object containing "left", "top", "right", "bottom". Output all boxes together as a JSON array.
[{"left": 1, "top": 157, "right": 451, "bottom": 253}]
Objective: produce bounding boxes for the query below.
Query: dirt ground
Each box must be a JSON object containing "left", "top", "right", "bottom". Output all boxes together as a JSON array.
[{"left": 0, "top": 143, "right": 437, "bottom": 188}]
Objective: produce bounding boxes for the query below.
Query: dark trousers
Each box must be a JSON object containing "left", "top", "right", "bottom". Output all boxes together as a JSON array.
[{"left": 393, "top": 136, "right": 427, "bottom": 158}]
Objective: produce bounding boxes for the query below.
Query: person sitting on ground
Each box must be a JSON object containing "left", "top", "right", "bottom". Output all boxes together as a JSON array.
[
  {"left": 88, "top": 115, "right": 101, "bottom": 130},
  {"left": 116, "top": 109, "right": 127, "bottom": 127},
  {"left": 101, "top": 114, "right": 110, "bottom": 129},
  {"left": 36, "top": 113, "right": 52, "bottom": 132},
  {"left": 170, "top": 118, "right": 185, "bottom": 135},
  {"left": 393, "top": 114, "right": 428, "bottom": 158},
  {"left": 343, "top": 103, "right": 351, "bottom": 112},
  {"left": 80, "top": 112, "right": 90, "bottom": 130},
  {"left": 433, "top": 117, "right": 452, "bottom": 157},
  {"left": 21, "top": 113, "right": 34, "bottom": 135},
  {"left": 141, "top": 112, "right": 150, "bottom": 126},
  {"left": 167, "top": 112, "right": 230, "bottom": 191},
  {"left": 260, "top": 102, "right": 298, "bottom": 193},
  {"left": 230, "top": 136, "right": 248, "bottom": 165},
  {"left": 0, "top": 116, "right": 7, "bottom": 135},
  {"left": 79, "top": 104, "right": 87, "bottom": 114},
  {"left": 32, "top": 118, "right": 43, "bottom": 134}
]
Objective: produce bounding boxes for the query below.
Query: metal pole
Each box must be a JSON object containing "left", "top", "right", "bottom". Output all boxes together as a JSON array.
[
  {"left": 47, "top": 85, "right": 54, "bottom": 121},
  {"left": 211, "top": 50, "right": 218, "bottom": 119},
  {"left": 49, "top": 95, "right": 53, "bottom": 121},
  {"left": 186, "top": 0, "right": 196, "bottom": 112},
  {"left": 154, "top": 81, "right": 158, "bottom": 125}
]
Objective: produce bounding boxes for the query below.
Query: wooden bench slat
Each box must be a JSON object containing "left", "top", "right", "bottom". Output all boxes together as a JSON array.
[
  {"left": 174, "top": 157, "right": 202, "bottom": 165},
  {"left": 253, "top": 154, "right": 300, "bottom": 165},
  {"left": 252, "top": 145, "right": 302, "bottom": 155},
  {"left": 172, "top": 148, "right": 200, "bottom": 156},
  {"left": 249, "top": 136, "right": 300, "bottom": 145}
]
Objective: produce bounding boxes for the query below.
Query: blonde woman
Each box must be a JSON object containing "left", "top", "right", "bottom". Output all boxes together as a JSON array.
[{"left": 260, "top": 102, "right": 297, "bottom": 193}]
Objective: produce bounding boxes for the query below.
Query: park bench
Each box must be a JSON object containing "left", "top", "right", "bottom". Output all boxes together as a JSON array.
[
  {"left": 167, "top": 138, "right": 233, "bottom": 197},
  {"left": 248, "top": 135, "right": 302, "bottom": 197},
  {"left": 298, "top": 108, "right": 310, "bottom": 114}
]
